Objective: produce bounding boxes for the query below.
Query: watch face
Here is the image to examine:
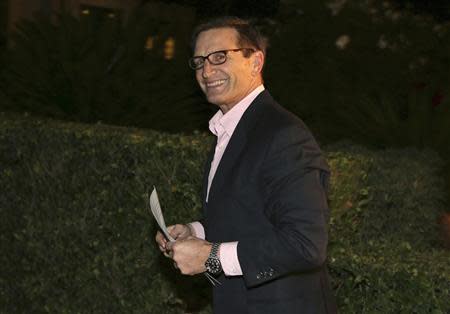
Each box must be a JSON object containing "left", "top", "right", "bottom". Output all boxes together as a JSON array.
[
  {"left": 206, "top": 258, "right": 221, "bottom": 274},
  {"left": 205, "top": 243, "right": 222, "bottom": 275}
]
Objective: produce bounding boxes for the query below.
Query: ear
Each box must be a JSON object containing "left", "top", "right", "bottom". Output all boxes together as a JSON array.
[{"left": 252, "top": 51, "right": 264, "bottom": 74}]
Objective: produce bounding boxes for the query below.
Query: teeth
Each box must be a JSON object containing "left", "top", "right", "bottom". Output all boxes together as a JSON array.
[{"left": 206, "top": 79, "right": 226, "bottom": 87}]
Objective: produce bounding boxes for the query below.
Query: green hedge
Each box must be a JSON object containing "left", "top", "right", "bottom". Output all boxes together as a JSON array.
[{"left": 1, "top": 115, "right": 449, "bottom": 313}]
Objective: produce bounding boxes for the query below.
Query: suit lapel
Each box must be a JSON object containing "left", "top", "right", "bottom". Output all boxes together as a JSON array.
[{"left": 206, "top": 90, "right": 272, "bottom": 204}]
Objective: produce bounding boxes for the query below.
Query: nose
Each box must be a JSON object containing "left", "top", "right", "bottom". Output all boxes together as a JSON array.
[{"left": 201, "top": 60, "right": 215, "bottom": 79}]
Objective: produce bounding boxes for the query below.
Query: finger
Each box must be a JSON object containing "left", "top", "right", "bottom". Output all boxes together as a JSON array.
[
  {"left": 166, "top": 241, "right": 174, "bottom": 251},
  {"left": 168, "top": 224, "right": 189, "bottom": 240},
  {"left": 173, "top": 262, "right": 178, "bottom": 269},
  {"left": 156, "top": 240, "right": 167, "bottom": 252},
  {"left": 155, "top": 231, "right": 167, "bottom": 246},
  {"left": 158, "top": 244, "right": 166, "bottom": 252},
  {"left": 168, "top": 225, "right": 182, "bottom": 239}
]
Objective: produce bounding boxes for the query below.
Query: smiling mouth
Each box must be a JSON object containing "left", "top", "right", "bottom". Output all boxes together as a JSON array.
[{"left": 205, "top": 79, "right": 227, "bottom": 88}]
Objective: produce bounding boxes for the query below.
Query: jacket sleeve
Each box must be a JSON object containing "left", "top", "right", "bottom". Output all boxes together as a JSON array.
[{"left": 237, "top": 124, "right": 330, "bottom": 288}]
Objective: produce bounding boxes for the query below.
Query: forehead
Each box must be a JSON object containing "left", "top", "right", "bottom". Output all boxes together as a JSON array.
[{"left": 194, "top": 27, "right": 239, "bottom": 55}]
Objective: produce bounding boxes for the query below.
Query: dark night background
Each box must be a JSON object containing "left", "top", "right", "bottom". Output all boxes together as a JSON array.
[
  {"left": 150, "top": 0, "right": 450, "bottom": 20},
  {"left": 0, "top": 0, "right": 449, "bottom": 313}
]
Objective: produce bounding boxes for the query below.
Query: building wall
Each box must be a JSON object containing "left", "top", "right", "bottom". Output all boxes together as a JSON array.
[
  {"left": 6, "top": 0, "right": 140, "bottom": 33},
  {"left": 4, "top": 0, "right": 196, "bottom": 57},
  {"left": 5, "top": 0, "right": 196, "bottom": 29},
  {"left": 7, "top": 0, "right": 42, "bottom": 33},
  {"left": 76, "top": 0, "right": 139, "bottom": 18},
  {"left": 1, "top": 0, "right": 8, "bottom": 47}
]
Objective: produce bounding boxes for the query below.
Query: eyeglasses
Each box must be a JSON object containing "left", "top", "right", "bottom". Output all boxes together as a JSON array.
[{"left": 188, "top": 48, "right": 255, "bottom": 70}]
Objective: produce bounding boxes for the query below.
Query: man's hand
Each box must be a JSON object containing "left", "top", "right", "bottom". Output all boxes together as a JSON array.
[
  {"left": 166, "top": 236, "right": 212, "bottom": 275},
  {"left": 155, "top": 224, "right": 194, "bottom": 257}
]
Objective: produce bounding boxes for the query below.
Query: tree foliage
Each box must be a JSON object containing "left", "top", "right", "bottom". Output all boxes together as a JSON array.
[{"left": 0, "top": 9, "right": 212, "bottom": 132}]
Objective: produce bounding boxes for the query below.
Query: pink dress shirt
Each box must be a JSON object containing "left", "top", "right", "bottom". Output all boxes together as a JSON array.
[{"left": 189, "top": 85, "right": 265, "bottom": 276}]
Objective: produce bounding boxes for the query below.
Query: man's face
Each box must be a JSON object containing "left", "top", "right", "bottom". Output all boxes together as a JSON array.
[{"left": 193, "top": 28, "right": 261, "bottom": 112}]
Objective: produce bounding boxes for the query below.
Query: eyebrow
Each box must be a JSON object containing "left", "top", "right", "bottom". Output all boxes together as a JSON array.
[{"left": 193, "top": 48, "right": 231, "bottom": 58}]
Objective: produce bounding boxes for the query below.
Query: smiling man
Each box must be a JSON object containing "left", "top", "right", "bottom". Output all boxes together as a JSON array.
[
  {"left": 155, "top": 17, "right": 337, "bottom": 314},
  {"left": 193, "top": 28, "right": 263, "bottom": 113}
]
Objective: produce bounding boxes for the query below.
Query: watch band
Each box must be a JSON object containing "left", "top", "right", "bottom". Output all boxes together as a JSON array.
[{"left": 205, "top": 242, "right": 222, "bottom": 275}]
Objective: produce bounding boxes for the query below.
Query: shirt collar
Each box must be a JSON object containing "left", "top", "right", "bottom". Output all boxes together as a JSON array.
[{"left": 209, "top": 85, "right": 265, "bottom": 137}]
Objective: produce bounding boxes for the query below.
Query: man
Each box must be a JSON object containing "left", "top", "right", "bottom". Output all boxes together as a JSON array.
[{"left": 155, "top": 17, "right": 337, "bottom": 314}]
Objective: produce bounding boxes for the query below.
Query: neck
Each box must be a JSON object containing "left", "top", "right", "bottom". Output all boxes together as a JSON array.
[{"left": 219, "top": 78, "right": 263, "bottom": 114}]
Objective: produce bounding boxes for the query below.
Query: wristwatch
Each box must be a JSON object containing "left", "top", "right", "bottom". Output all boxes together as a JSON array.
[{"left": 205, "top": 242, "right": 222, "bottom": 275}]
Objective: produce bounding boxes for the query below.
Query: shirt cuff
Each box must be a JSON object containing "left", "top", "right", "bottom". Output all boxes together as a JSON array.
[
  {"left": 220, "top": 242, "right": 243, "bottom": 276},
  {"left": 188, "top": 221, "right": 205, "bottom": 240}
]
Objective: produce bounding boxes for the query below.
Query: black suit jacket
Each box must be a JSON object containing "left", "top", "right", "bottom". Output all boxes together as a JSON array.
[{"left": 202, "top": 91, "right": 337, "bottom": 314}]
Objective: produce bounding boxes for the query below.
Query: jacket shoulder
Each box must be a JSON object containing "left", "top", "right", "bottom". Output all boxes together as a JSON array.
[{"left": 255, "top": 93, "right": 313, "bottom": 141}]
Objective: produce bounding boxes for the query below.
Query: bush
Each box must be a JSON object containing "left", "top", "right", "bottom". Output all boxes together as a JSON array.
[
  {"left": 0, "top": 115, "right": 449, "bottom": 313},
  {"left": 326, "top": 143, "right": 449, "bottom": 312}
]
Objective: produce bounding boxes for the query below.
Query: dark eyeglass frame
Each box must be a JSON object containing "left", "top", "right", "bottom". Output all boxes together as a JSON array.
[{"left": 188, "top": 48, "right": 255, "bottom": 70}]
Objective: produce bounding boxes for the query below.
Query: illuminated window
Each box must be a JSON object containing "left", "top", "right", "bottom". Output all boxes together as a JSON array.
[
  {"left": 145, "top": 36, "right": 154, "bottom": 50},
  {"left": 164, "top": 37, "right": 175, "bottom": 60},
  {"left": 80, "top": 5, "right": 122, "bottom": 24}
]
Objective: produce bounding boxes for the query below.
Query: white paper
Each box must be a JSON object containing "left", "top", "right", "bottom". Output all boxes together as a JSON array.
[{"left": 149, "top": 187, "right": 175, "bottom": 242}]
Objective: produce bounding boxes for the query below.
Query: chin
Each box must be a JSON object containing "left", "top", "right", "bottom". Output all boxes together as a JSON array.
[{"left": 206, "top": 94, "right": 225, "bottom": 106}]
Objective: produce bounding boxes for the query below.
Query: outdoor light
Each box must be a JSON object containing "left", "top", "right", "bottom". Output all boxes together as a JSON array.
[
  {"left": 145, "top": 36, "right": 154, "bottom": 50},
  {"left": 164, "top": 37, "right": 175, "bottom": 60}
]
